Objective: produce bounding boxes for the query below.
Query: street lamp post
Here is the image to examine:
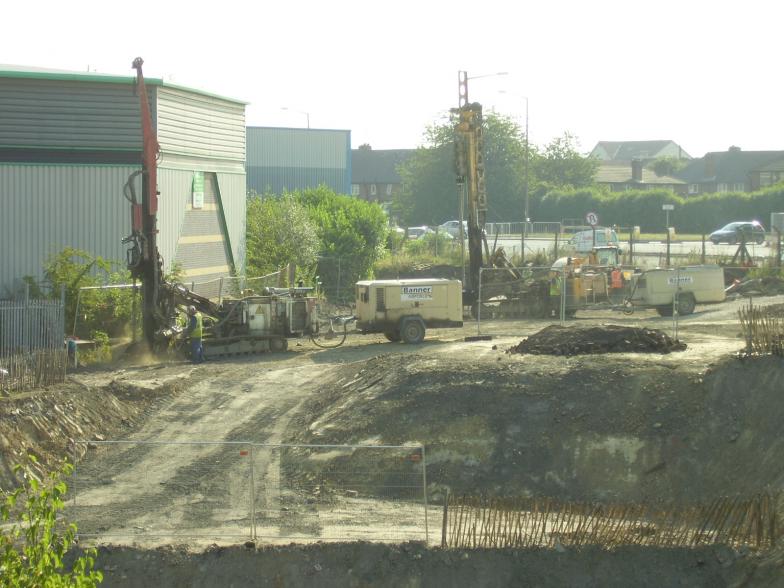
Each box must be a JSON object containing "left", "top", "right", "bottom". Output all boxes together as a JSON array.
[{"left": 281, "top": 106, "right": 310, "bottom": 129}]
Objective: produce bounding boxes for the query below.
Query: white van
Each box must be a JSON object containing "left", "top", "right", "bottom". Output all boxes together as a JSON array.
[{"left": 568, "top": 228, "right": 619, "bottom": 253}]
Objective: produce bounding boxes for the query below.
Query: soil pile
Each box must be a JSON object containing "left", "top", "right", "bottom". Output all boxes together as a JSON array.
[
  {"left": 0, "top": 364, "right": 191, "bottom": 490},
  {"left": 507, "top": 324, "right": 687, "bottom": 355},
  {"left": 287, "top": 351, "right": 784, "bottom": 506}
]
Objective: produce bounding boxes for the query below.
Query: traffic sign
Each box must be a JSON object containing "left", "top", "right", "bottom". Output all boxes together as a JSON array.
[
  {"left": 662, "top": 204, "right": 674, "bottom": 211},
  {"left": 585, "top": 211, "right": 599, "bottom": 226}
]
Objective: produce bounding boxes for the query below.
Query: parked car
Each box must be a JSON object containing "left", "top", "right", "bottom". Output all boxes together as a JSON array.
[
  {"left": 438, "top": 220, "right": 467, "bottom": 238},
  {"left": 568, "top": 228, "right": 619, "bottom": 253},
  {"left": 406, "top": 226, "right": 434, "bottom": 239},
  {"left": 709, "top": 221, "right": 766, "bottom": 245}
]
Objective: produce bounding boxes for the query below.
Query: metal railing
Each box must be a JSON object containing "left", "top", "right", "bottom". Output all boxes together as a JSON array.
[
  {"left": 68, "top": 440, "right": 429, "bottom": 544},
  {"left": 0, "top": 283, "right": 67, "bottom": 391}
]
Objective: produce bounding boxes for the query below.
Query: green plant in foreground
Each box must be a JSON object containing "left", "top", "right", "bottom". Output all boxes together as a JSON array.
[{"left": 1, "top": 456, "right": 102, "bottom": 587}]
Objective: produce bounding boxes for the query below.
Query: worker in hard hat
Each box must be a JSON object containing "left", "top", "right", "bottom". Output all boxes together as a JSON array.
[
  {"left": 184, "top": 305, "right": 205, "bottom": 363},
  {"left": 610, "top": 266, "right": 624, "bottom": 303}
]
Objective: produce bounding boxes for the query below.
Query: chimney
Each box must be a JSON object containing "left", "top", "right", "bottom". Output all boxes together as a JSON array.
[
  {"left": 705, "top": 154, "right": 716, "bottom": 179},
  {"left": 631, "top": 158, "right": 643, "bottom": 183}
]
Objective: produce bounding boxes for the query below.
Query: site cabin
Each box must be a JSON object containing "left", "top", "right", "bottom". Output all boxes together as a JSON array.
[
  {"left": 355, "top": 279, "right": 463, "bottom": 344},
  {"left": 627, "top": 265, "right": 726, "bottom": 316}
]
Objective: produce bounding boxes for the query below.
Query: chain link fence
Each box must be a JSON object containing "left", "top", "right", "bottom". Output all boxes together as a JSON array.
[{"left": 68, "top": 441, "right": 429, "bottom": 544}]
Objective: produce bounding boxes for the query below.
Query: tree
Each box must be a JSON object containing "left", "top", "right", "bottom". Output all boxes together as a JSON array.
[
  {"left": 296, "top": 186, "right": 388, "bottom": 301},
  {"left": 394, "top": 112, "right": 530, "bottom": 225},
  {"left": 245, "top": 193, "right": 320, "bottom": 279},
  {"left": 533, "top": 132, "right": 597, "bottom": 189}
]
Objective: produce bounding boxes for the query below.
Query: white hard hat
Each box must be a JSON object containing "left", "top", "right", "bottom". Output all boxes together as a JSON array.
[{"left": 188, "top": 305, "right": 197, "bottom": 315}]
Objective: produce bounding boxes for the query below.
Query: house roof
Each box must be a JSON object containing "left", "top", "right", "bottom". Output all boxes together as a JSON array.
[
  {"left": 591, "top": 140, "right": 690, "bottom": 161},
  {"left": 754, "top": 157, "right": 784, "bottom": 172},
  {"left": 676, "top": 150, "right": 784, "bottom": 183},
  {"left": 595, "top": 162, "right": 685, "bottom": 185},
  {"left": 0, "top": 63, "right": 248, "bottom": 105},
  {"left": 351, "top": 149, "right": 414, "bottom": 183}
]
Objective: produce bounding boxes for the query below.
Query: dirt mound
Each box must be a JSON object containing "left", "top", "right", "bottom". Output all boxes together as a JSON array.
[
  {"left": 286, "top": 350, "right": 784, "bottom": 506},
  {"left": 0, "top": 364, "right": 191, "bottom": 490},
  {"left": 507, "top": 324, "right": 687, "bottom": 355}
]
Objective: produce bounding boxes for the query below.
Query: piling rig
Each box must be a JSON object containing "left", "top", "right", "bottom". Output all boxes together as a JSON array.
[{"left": 122, "top": 58, "right": 317, "bottom": 356}]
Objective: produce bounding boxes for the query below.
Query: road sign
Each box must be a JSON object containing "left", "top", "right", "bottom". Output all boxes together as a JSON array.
[
  {"left": 662, "top": 204, "right": 674, "bottom": 211},
  {"left": 585, "top": 211, "right": 599, "bottom": 226}
]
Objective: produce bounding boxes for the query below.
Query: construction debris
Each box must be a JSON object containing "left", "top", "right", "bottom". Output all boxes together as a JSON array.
[
  {"left": 726, "top": 276, "right": 784, "bottom": 297},
  {"left": 507, "top": 324, "right": 687, "bottom": 356}
]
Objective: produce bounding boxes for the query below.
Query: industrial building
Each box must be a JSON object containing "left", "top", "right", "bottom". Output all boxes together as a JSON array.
[
  {"left": 0, "top": 65, "right": 247, "bottom": 298},
  {"left": 246, "top": 127, "right": 351, "bottom": 196}
]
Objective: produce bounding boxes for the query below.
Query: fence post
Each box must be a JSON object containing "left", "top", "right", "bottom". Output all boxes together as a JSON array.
[
  {"left": 60, "top": 284, "right": 67, "bottom": 378},
  {"left": 218, "top": 277, "right": 224, "bottom": 305},
  {"left": 554, "top": 230, "right": 560, "bottom": 259},
  {"left": 666, "top": 230, "right": 671, "bottom": 268},
  {"left": 560, "top": 266, "right": 567, "bottom": 324},
  {"left": 421, "top": 445, "right": 429, "bottom": 545},
  {"left": 441, "top": 489, "right": 450, "bottom": 548},
  {"left": 701, "top": 234, "right": 707, "bottom": 265},
  {"left": 131, "top": 282, "right": 138, "bottom": 343},
  {"left": 336, "top": 257, "right": 341, "bottom": 303},
  {"left": 24, "top": 282, "right": 30, "bottom": 353},
  {"left": 249, "top": 444, "right": 256, "bottom": 541},
  {"left": 477, "top": 268, "right": 483, "bottom": 335}
]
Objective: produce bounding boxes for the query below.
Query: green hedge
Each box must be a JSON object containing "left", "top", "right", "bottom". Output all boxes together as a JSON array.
[{"left": 532, "top": 185, "right": 784, "bottom": 233}]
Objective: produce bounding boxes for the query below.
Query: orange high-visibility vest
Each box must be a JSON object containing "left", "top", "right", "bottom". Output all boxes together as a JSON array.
[{"left": 611, "top": 270, "right": 623, "bottom": 289}]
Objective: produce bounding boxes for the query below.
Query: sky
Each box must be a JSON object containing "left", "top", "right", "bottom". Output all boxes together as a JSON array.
[{"left": 3, "top": 0, "right": 783, "bottom": 157}]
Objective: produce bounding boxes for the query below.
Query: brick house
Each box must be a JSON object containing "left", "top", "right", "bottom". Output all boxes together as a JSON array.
[
  {"left": 595, "top": 159, "right": 687, "bottom": 194},
  {"left": 676, "top": 147, "right": 784, "bottom": 194},
  {"left": 350, "top": 148, "right": 413, "bottom": 206},
  {"left": 590, "top": 140, "right": 691, "bottom": 162}
]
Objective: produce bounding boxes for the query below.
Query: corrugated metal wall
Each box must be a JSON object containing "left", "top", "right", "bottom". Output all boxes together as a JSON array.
[
  {"left": 0, "top": 79, "right": 153, "bottom": 150},
  {"left": 0, "top": 164, "right": 138, "bottom": 296},
  {"left": 246, "top": 127, "right": 350, "bottom": 195},
  {"left": 0, "top": 75, "right": 247, "bottom": 297},
  {"left": 216, "top": 172, "right": 247, "bottom": 275},
  {"left": 157, "top": 87, "right": 245, "bottom": 163}
]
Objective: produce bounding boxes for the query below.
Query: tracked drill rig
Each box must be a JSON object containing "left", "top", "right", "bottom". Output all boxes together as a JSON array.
[
  {"left": 123, "top": 57, "right": 165, "bottom": 349},
  {"left": 122, "top": 58, "right": 317, "bottom": 356},
  {"left": 452, "top": 71, "right": 487, "bottom": 306}
]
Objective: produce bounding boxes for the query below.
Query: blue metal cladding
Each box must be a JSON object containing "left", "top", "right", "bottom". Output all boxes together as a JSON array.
[{"left": 246, "top": 127, "right": 351, "bottom": 196}]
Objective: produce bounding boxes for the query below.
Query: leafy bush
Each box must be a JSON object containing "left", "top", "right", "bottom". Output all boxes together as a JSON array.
[
  {"left": 39, "top": 248, "right": 137, "bottom": 339},
  {"left": 531, "top": 185, "right": 784, "bottom": 233},
  {"left": 246, "top": 193, "right": 320, "bottom": 280},
  {"left": 1, "top": 456, "right": 103, "bottom": 587},
  {"left": 297, "top": 187, "right": 389, "bottom": 301}
]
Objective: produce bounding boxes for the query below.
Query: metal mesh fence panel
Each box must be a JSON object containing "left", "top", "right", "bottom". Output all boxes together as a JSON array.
[
  {"left": 69, "top": 441, "right": 254, "bottom": 540},
  {"left": 475, "top": 263, "right": 784, "bottom": 343},
  {"left": 68, "top": 441, "right": 429, "bottom": 544},
  {"left": 252, "top": 444, "right": 428, "bottom": 543}
]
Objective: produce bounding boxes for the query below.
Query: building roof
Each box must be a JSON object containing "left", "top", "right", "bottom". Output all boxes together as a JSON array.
[
  {"left": 595, "top": 162, "right": 685, "bottom": 185},
  {"left": 754, "top": 157, "right": 784, "bottom": 172},
  {"left": 591, "top": 140, "right": 690, "bottom": 161},
  {"left": 0, "top": 63, "right": 247, "bottom": 105},
  {"left": 676, "top": 149, "right": 784, "bottom": 183},
  {"left": 351, "top": 149, "right": 414, "bottom": 183}
]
